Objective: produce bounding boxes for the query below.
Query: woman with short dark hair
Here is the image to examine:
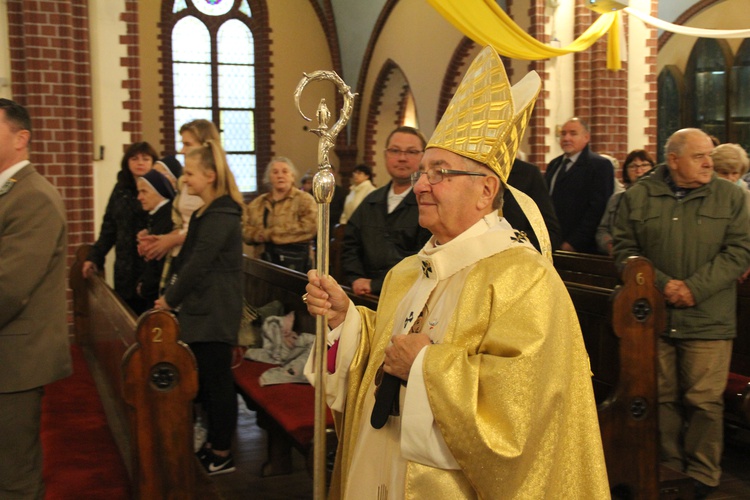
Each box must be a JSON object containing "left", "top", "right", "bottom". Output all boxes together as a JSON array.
[
  {"left": 595, "top": 149, "right": 655, "bottom": 255},
  {"left": 82, "top": 142, "right": 158, "bottom": 313}
]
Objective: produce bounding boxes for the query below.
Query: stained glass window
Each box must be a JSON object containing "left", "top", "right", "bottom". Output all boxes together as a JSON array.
[
  {"left": 657, "top": 66, "right": 684, "bottom": 163},
  {"left": 661, "top": 38, "right": 750, "bottom": 157},
  {"left": 192, "top": 0, "right": 233, "bottom": 16},
  {"left": 239, "top": 0, "right": 252, "bottom": 17},
  {"left": 686, "top": 38, "right": 732, "bottom": 143},
  {"left": 173, "top": 0, "right": 188, "bottom": 13},
  {"left": 731, "top": 39, "right": 750, "bottom": 153},
  {"left": 169, "top": 0, "right": 259, "bottom": 192}
]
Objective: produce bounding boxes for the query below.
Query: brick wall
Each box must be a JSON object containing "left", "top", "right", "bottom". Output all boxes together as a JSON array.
[
  {"left": 7, "top": 0, "right": 95, "bottom": 324},
  {"left": 435, "top": 37, "right": 475, "bottom": 122},
  {"left": 121, "top": 0, "right": 141, "bottom": 143},
  {"left": 645, "top": 0, "right": 658, "bottom": 153},
  {"left": 573, "top": 3, "right": 629, "bottom": 164},
  {"left": 526, "top": 0, "right": 551, "bottom": 168},
  {"left": 363, "top": 59, "right": 399, "bottom": 167}
]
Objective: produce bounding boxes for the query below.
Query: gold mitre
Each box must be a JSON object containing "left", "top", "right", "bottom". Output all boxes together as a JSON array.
[
  {"left": 427, "top": 46, "right": 540, "bottom": 183},
  {"left": 427, "top": 46, "right": 552, "bottom": 261}
]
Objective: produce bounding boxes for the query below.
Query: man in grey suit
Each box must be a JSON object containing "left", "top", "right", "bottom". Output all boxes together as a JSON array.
[{"left": 0, "top": 99, "right": 71, "bottom": 498}]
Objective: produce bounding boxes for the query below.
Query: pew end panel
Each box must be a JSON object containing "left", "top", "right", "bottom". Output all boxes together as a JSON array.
[
  {"left": 122, "top": 310, "right": 199, "bottom": 499},
  {"left": 69, "top": 244, "right": 215, "bottom": 499},
  {"left": 601, "top": 256, "right": 663, "bottom": 499}
]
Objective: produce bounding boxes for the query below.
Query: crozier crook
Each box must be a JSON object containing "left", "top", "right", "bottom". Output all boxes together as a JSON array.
[{"left": 293, "top": 69, "right": 356, "bottom": 499}]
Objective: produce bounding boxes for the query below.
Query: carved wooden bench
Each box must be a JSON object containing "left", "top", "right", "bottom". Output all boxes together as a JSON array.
[
  {"left": 69, "top": 244, "right": 218, "bottom": 499},
  {"left": 235, "top": 256, "right": 377, "bottom": 476}
]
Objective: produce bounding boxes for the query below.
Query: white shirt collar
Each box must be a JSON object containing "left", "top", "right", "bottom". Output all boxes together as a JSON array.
[
  {"left": 149, "top": 198, "right": 169, "bottom": 215},
  {"left": 387, "top": 183, "right": 412, "bottom": 213},
  {"left": 0, "top": 160, "right": 30, "bottom": 185}
]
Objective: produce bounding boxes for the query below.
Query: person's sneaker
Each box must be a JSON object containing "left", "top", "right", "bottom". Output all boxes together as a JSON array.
[
  {"left": 195, "top": 444, "right": 211, "bottom": 462},
  {"left": 201, "top": 450, "right": 236, "bottom": 476}
]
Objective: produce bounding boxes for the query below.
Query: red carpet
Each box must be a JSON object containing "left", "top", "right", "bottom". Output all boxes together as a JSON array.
[{"left": 41, "top": 344, "right": 130, "bottom": 499}]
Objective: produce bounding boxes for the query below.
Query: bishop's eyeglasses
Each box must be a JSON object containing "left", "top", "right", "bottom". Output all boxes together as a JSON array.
[{"left": 410, "top": 168, "right": 487, "bottom": 186}]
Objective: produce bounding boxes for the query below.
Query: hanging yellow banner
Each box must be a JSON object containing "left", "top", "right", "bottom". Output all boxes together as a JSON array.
[{"left": 427, "top": 0, "right": 621, "bottom": 70}]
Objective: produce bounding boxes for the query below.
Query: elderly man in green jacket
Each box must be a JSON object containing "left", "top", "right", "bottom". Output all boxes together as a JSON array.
[{"left": 612, "top": 128, "right": 750, "bottom": 500}]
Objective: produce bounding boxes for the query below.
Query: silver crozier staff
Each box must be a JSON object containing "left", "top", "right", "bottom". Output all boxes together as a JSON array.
[{"left": 293, "top": 70, "right": 355, "bottom": 499}]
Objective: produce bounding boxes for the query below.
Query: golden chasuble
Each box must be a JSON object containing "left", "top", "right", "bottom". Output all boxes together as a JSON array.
[{"left": 323, "top": 214, "right": 610, "bottom": 499}]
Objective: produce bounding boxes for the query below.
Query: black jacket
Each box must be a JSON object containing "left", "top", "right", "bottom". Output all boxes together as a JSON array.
[
  {"left": 87, "top": 181, "right": 148, "bottom": 301},
  {"left": 342, "top": 182, "right": 431, "bottom": 294},
  {"left": 165, "top": 195, "right": 243, "bottom": 345},
  {"left": 545, "top": 146, "right": 614, "bottom": 253},
  {"left": 504, "top": 159, "right": 561, "bottom": 252},
  {"left": 137, "top": 201, "right": 174, "bottom": 302}
]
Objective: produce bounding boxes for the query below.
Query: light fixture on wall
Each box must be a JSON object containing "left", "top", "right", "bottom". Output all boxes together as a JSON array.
[{"left": 586, "top": 0, "right": 629, "bottom": 13}]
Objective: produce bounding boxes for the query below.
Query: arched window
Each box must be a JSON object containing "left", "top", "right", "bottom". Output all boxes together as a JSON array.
[
  {"left": 685, "top": 38, "right": 733, "bottom": 143},
  {"left": 731, "top": 39, "right": 750, "bottom": 152},
  {"left": 163, "top": 0, "right": 269, "bottom": 192},
  {"left": 657, "top": 66, "right": 684, "bottom": 163}
]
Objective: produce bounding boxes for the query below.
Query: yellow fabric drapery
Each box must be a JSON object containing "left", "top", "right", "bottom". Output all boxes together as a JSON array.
[{"left": 427, "top": 0, "right": 622, "bottom": 70}]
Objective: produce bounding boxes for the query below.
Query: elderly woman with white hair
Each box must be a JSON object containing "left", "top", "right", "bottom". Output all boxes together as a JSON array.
[
  {"left": 712, "top": 143, "right": 750, "bottom": 213},
  {"left": 243, "top": 156, "right": 317, "bottom": 271}
]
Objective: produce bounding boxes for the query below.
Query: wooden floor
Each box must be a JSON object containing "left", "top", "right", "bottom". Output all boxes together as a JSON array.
[
  {"left": 209, "top": 397, "right": 313, "bottom": 499},
  {"left": 208, "top": 397, "right": 750, "bottom": 499}
]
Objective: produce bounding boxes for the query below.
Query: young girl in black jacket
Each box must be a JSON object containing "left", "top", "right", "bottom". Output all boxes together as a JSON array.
[{"left": 155, "top": 140, "right": 244, "bottom": 475}]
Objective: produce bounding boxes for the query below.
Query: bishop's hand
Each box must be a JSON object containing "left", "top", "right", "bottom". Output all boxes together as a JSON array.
[{"left": 304, "top": 270, "right": 349, "bottom": 329}]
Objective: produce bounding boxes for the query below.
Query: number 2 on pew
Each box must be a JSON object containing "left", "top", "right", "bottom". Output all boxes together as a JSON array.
[{"left": 152, "top": 327, "right": 163, "bottom": 343}]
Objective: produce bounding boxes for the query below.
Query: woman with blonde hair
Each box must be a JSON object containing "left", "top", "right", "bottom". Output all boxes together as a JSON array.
[
  {"left": 712, "top": 143, "right": 750, "bottom": 212},
  {"left": 156, "top": 139, "right": 244, "bottom": 475},
  {"left": 712, "top": 143, "right": 750, "bottom": 185},
  {"left": 139, "top": 119, "right": 221, "bottom": 286},
  {"left": 243, "top": 156, "right": 317, "bottom": 271}
]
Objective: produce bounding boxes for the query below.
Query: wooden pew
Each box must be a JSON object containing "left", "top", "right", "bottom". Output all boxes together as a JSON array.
[
  {"left": 234, "top": 257, "right": 377, "bottom": 476},
  {"left": 69, "top": 245, "right": 217, "bottom": 499},
  {"left": 236, "top": 253, "right": 678, "bottom": 497}
]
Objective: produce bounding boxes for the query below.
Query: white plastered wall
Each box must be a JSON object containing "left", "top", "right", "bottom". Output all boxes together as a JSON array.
[
  {"left": 627, "top": 0, "right": 653, "bottom": 152},
  {"left": 89, "top": 0, "right": 132, "bottom": 283},
  {"left": 356, "top": 0, "right": 463, "bottom": 181},
  {"left": 543, "top": 0, "right": 576, "bottom": 164},
  {"left": 0, "top": 0, "right": 10, "bottom": 100},
  {"left": 266, "top": 0, "right": 337, "bottom": 180}
]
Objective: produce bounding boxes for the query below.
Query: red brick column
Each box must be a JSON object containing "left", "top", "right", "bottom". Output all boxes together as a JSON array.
[
  {"left": 574, "top": 2, "right": 628, "bottom": 162},
  {"left": 7, "top": 0, "right": 95, "bottom": 324},
  {"left": 363, "top": 59, "right": 399, "bottom": 167},
  {"left": 527, "top": 0, "right": 551, "bottom": 168},
  {"left": 121, "top": 0, "right": 142, "bottom": 143},
  {"left": 645, "top": 0, "right": 658, "bottom": 154}
]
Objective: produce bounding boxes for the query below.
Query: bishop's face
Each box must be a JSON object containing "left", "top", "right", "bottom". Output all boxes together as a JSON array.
[{"left": 413, "top": 148, "right": 496, "bottom": 244}]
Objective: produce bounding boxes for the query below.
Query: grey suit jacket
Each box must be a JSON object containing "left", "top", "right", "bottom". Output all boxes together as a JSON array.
[{"left": 0, "top": 164, "right": 71, "bottom": 392}]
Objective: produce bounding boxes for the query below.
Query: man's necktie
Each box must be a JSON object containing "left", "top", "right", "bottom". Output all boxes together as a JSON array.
[{"left": 549, "top": 158, "right": 571, "bottom": 195}]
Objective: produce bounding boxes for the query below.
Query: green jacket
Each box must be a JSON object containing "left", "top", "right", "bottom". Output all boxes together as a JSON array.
[{"left": 612, "top": 165, "right": 750, "bottom": 339}]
